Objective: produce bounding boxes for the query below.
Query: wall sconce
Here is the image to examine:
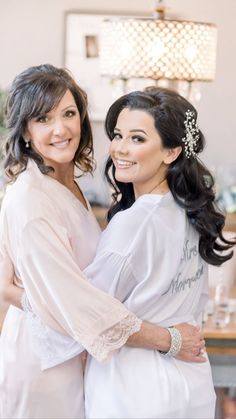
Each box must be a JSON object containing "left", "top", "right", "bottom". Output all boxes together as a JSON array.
[{"left": 99, "top": 3, "right": 217, "bottom": 98}]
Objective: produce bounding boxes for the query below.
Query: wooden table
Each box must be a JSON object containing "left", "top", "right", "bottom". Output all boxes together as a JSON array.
[{"left": 204, "top": 312, "right": 236, "bottom": 356}]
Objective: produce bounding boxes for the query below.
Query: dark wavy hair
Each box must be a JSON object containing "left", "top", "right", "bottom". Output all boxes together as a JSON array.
[
  {"left": 4, "top": 64, "right": 95, "bottom": 180},
  {"left": 104, "top": 87, "right": 235, "bottom": 266}
]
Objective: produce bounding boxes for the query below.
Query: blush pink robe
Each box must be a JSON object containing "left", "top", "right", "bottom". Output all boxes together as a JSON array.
[{"left": 0, "top": 160, "right": 141, "bottom": 418}]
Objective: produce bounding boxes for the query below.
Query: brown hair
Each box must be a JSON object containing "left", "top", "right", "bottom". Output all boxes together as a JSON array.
[
  {"left": 104, "top": 87, "right": 236, "bottom": 266},
  {"left": 4, "top": 64, "right": 95, "bottom": 180}
]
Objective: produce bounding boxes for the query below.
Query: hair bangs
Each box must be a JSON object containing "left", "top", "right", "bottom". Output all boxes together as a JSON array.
[{"left": 25, "top": 80, "right": 67, "bottom": 121}]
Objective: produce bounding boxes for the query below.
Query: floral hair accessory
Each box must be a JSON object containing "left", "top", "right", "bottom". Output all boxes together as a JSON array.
[{"left": 182, "top": 109, "right": 200, "bottom": 158}]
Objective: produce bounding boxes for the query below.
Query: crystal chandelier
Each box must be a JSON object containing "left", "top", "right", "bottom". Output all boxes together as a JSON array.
[{"left": 99, "top": 7, "right": 217, "bottom": 83}]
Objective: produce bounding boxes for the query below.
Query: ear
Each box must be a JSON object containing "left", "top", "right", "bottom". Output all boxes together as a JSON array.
[
  {"left": 163, "top": 146, "right": 182, "bottom": 164},
  {"left": 23, "top": 127, "right": 30, "bottom": 142}
]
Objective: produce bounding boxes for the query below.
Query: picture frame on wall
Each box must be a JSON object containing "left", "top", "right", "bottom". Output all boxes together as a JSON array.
[{"left": 63, "top": 10, "right": 147, "bottom": 121}]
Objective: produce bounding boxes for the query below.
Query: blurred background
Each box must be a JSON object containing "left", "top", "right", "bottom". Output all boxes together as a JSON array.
[
  {"left": 0, "top": 1, "right": 236, "bottom": 417},
  {"left": 0, "top": 0, "right": 236, "bottom": 208}
]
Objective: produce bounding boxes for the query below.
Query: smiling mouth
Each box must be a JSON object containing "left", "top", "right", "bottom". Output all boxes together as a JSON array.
[
  {"left": 115, "top": 159, "right": 136, "bottom": 168},
  {"left": 51, "top": 139, "right": 71, "bottom": 148}
]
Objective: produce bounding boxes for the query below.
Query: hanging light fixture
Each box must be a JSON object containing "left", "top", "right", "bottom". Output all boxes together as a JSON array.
[{"left": 99, "top": 4, "right": 217, "bottom": 83}]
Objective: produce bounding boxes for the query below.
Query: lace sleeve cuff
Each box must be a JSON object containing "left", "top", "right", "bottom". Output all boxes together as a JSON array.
[
  {"left": 82, "top": 313, "right": 142, "bottom": 362},
  {"left": 21, "top": 291, "right": 142, "bottom": 365}
]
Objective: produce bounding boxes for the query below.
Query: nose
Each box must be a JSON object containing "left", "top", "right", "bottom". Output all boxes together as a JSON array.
[
  {"left": 115, "top": 138, "right": 129, "bottom": 155},
  {"left": 52, "top": 117, "right": 67, "bottom": 136}
]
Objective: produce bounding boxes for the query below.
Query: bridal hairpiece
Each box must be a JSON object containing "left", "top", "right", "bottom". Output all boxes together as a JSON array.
[{"left": 182, "top": 109, "right": 200, "bottom": 158}]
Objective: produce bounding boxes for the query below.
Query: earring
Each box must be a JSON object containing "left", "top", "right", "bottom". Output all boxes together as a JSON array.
[{"left": 25, "top": 140, "right": 30, "bottom": 148}]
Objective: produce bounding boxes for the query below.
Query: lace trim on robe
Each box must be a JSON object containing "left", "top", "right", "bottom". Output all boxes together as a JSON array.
[
  {"left": 21, "top": 292, "right": 142, "bottom": 367},
  {"left": 21, "top": 291, "right": 82, "bottom": 368},
  {"left": 82, "top": 314, "right": 142, "bottom": 362}
]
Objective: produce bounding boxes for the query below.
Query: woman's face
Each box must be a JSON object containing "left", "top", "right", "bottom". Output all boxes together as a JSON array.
[
  {"left": 109, "top": 108, "right": 176, "bottom": 197},
  {"left": 26, "top": 89, "right": 81, "bottom": 170}
]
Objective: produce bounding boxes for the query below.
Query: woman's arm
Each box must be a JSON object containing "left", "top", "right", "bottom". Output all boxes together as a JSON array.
[
  {"left": 1, "top": 278, "right": 205, "bottom": 363},
  {"left": 0, "top": 249, "right": 23, "bottom": 310},
  {"left": 128, "top": 321, "right": 206, "bottom": 363},
  {"left": 0, "top": 280, "right": 23, "bottom": 309}
]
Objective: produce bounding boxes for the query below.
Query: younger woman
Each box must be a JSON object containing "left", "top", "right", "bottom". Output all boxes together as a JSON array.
[{"left": 83, "top": 87, "right": 235, "bottom": 418}]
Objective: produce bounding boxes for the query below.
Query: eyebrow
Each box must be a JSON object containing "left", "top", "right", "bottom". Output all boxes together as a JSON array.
[
  {"left": 61, "top": 105, "right": 77, "bottom": 112},
  {"left": 114, "top": 128, "right": 148, "bottom": 135},
  {"left": 42, "top": 104, "right": 77, "bottom": 116}
]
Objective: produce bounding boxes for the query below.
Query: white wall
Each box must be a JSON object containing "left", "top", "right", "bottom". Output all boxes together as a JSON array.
[{"left": 0, "top": 0, "right": 235, "bottom": 202}]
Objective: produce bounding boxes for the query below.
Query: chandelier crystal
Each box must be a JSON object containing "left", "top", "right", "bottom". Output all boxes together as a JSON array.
[{"left": 100, "top": 18, "right": 217, "bottom": 82}]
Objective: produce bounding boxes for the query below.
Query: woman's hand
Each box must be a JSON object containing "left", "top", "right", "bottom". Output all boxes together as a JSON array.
[
  {"left": 127, "top": 321, "right": 206, "bottom": 363},
  {"left": 175, "top": 323, "right": 206, "bottom": 362}
]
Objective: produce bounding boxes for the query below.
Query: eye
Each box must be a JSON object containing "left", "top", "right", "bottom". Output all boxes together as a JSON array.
[
  {"left": 65, "top": 110, "right": 77, "bottom": 118},
  {"left": 112, "top": 132, "right": 122, "bottom": 140},
  {"left": 131, "top": 135, "right": 145, "bottom": 143},
  {"left": 35, "top": 115, "right": 48, "bottom": 123}
]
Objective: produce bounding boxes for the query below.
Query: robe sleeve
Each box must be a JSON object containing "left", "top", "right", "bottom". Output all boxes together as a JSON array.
[
  {"left": 84, "top": 252, "right": 137, "bottom": 303},
  {"left": 17, "top": 217, "right": 141, "bottom": 364},
  {"left": 0, "top": 243, "right": 15, "bottom": 307}
]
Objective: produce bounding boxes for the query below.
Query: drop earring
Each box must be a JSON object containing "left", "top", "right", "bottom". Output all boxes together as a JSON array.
[{"left": 25, "top": 140, "right": 30, "bottom": 148}]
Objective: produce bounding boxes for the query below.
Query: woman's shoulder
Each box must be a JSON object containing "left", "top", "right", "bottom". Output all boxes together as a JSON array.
[
  {"left": 4, "top": 171, "right": 47, "bottom": 207},
  {"left": 99, "top": 193, "right": 186, "bottom": 254},
  {"left": 111, "top": 193, "right": 184, "bottom": 230},
  {"left": 2, "top": 164, "right": 58, "bottom": 226}
]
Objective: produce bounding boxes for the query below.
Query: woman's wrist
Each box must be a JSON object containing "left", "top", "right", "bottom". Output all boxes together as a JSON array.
[
  {"left": 127, "top": 321, "right": 206, "bottom": 362},
  {"left": 153, "top": 324, "right": 172, "bottom": 352},
  {"left": 159, "top": 327, "right": 182, "bottom": 356},
  {"left": 127, "top": 321, "right": 171, "bottom": 351}
]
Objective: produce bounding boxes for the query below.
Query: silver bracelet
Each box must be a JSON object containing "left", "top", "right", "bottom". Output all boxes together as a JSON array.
[{"left": 160, "top": 327, "right": 182, "bottom": 357}]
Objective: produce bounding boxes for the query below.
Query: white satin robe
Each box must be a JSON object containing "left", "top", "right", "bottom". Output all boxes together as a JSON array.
[
  {"left": 84, "top": 193, "right": 216, "bottom": 419},
  {"left": 0, "top": 160, "right": 141, "bottom": 419}
]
